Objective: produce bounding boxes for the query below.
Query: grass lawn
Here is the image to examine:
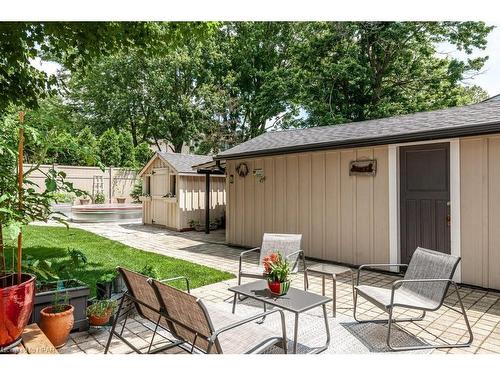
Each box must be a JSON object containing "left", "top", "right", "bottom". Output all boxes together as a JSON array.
[{"left": 5, "top": 225, "right": 234, "bottom": 296}]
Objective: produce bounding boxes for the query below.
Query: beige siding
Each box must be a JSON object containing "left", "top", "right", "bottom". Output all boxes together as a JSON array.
[
  {"left": 461, "top": 135, "right": 500, "bottom": 289},
  {"left": 142, "top": 155, "right": 226, "bottom": 231},
  {"left": 226, "top": 147, "right": 389, "bottom": 265}
]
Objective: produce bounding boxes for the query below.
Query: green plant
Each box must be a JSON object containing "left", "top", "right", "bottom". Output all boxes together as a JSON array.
[
  {"left": 22, "top": 255, "right": 59, "bottom": 281},
  {"left": 86, "top": 299, "right": 117, "bottom": 318},
  {"left": 131, "top": 179, "right": 143, "bottom": 203},
  {"left": 262, "top": 252, "right": 291, "bottom": 283},
  {"left": 52, "top": 292, "right": 70, "bottom": 313},
  {"left": 68, "top": 248, "right": 87, "bottom": 267},
  {"left": 139, "top": 264, "right": 158, "bottom": 279},
  {"left": 188, "top": 220, "right": 199, "bottom": 228},
  {"left": 98, "top": 273, "right": 116, "bottom": 283},
  {"left": 50, "top": 192, "right": 76, "bottom": 204},
  {"left": 94, "top": 192, "right": 105, "bottom": 204}
]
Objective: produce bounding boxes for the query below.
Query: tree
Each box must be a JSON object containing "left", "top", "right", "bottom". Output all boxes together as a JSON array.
[
  {"left": 76, "top": 126, "right": 100, "bottom": 166},
  {"left": 98, "top": 128, "right": 121, "bottom": 167},
  {"left": 286, "top": 22, "right": 492, "bottom": 127},
  {"left": 0, "top": 22, "right": 216, "bottom": 114},
  {"left": 118, "top": 131, "right": 136, "bottom": 168},
  {"left": 134, "top": 142, "right": 154, "bottom": 167},
  {"left": 70, "top": 39, "right": 224, "bottom": 153}
]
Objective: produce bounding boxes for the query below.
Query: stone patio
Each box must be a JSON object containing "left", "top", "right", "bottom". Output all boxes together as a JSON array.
[{"left": 46, "top": 222, "right": 500, "bottom": 354}]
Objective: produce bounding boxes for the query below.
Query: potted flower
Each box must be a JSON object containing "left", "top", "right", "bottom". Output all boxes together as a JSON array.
[
  {"left": 79, "top": 193, "right": 91, "bottom": 205},
  {"left": 263, "top": 252, "right": 291, "bottom": 296},
  {"left": 86, "top": 299, "right": 117, "bottom": 326},
  {"left": 39, "top": 293, "right": 74, "bottom": 348}
]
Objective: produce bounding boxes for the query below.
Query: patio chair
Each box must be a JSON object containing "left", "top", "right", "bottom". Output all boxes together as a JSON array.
[
  {"left": 148, "top": 278, "right": 288, "bottom": 354},
  {"left": 353, "top": 247, "right": 473, "bottom": 351},
  {"left": 104, "top": 267, "right": 190, "bottom": 354}
]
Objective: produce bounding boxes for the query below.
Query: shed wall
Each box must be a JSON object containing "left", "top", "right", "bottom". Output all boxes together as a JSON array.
[
  {"left": 226, "top": 147, "right": 390, "bottom": 264},
  {"left": 460, "top": 135, "right": 500, "bottom": 289}
]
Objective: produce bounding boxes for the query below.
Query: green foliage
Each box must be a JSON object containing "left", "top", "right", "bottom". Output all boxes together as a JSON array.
[
  {"left": 0, "top": 22, "right": 216, "bottom": 114},
  {"left": 87, "top": 299, "right": 117, "bottom": 318},
  {"left": 139, "top": 264, "right": 159, "bottom": 279},
  {"left": 93, "top": 192, "right": 105, "bottom": 204},
  {"left": 76, "top": 126, "right": 100, "bottom": 166},
  {"left": 98, "top": 273, "right": 116, "bottom": 283},
  {"left": 50, "top": 192, "right": 76, "bottom": 204},
  {"left": 98, "top": 128, "right": 121, "bottom": 167},
  {"left": 134, "top": 142, "right": 154, "bottom": 167},
  {"left": 130, "top": 179, "right": 143, "bottom": 203},
  {"left": 118, "top": 131, "right": 136, "bottom": 168}
]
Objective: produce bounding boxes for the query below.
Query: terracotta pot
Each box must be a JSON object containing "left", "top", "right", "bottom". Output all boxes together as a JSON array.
[
  {"left": 39, "top": 305, "right": 74, "bottom": 348},
  {"left": 267, "top": 279, "right": 291, "bottom": 296},
  {"left": 0, "top": 274, "right": 36, "bottom": 350},
  {"left": 88, "top": 309, "right": 113, "bottom": 326},
  {"left": 80, "top": 198, "right": 90, "bottom": 205},
  {"left": 116, "top": 197, "right": 126, "bottom": 204}
]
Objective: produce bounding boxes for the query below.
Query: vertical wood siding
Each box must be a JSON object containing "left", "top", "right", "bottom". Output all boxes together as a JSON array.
[
  {"left": 461, "top": 135, "right": 500, "bottom": 289},
  {"left": 226, "top": 147, "right": 389, "bottom": 265}
]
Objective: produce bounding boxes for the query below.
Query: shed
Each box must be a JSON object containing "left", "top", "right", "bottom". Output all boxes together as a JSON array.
[
  {"left": 138, "top": 152, "right": 226, "bottom": 231},
  {"left": 216, "top": 99, "right": 500, "bottom": 290}
]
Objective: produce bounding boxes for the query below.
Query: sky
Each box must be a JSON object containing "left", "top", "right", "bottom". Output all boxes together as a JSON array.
[{"left": 31, "top": 23, "right": 500, "bottom": 99}]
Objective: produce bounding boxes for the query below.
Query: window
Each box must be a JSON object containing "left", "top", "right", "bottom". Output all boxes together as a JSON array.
[
  {"left": 144, "top": 176, "right": 151, "bottom": 195},
  {"left": 170, "top": 175, "right": 177, "bottom": 197}
]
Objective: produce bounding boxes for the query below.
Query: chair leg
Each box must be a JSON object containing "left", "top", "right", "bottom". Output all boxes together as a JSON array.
[
  {"left": 387, "top": 283, "right": 473, "bottom": 351},
  {"left": 105, "top": 294, "right": 125, "bottom": 354}
]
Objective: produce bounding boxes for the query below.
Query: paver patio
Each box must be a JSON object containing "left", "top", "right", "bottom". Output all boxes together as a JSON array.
[{"left": 40, "top": 222, "right": 500, "bottom": 355}]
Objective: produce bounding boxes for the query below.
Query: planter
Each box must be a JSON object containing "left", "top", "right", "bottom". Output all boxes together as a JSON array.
[
  {"left": 88, "top": 309, "right": 113, "bottom": 326},
  {"left": 0, "top": 273, "right": 36, "bottom": 351},
  {"left": 116, "top": 197, "right": 126, "bottom": 204},
  {"left": 80, "top": 198, "right": 90, "bottom": 205},
  {"left": 96, "top": 281, "right": 113, "bottom": 300},
  {"left": 39, "top": 305, "right": 74, "bottom": 348},
  {"left": 31, "top": 279, "right": 89, "bottom": 332},
  {"left": 267, "top": 279, "right": 291, "bottom": 296},
  {"left": 209, "top": 223, "right": 218, "bottom": 231}
]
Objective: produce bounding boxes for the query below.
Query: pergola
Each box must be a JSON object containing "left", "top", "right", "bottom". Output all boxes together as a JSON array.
[{"left": 194, "top": 160, "right": 225, "bottom": 234}]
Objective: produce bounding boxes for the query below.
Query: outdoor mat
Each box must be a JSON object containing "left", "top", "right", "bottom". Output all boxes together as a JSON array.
[{"left": 215, "top": 298, "right": 433, "bottom": 354}]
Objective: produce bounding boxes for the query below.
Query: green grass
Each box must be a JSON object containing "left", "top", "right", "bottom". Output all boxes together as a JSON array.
[{"left": 4, "top": 226, "right": 234, "bottom": 296}]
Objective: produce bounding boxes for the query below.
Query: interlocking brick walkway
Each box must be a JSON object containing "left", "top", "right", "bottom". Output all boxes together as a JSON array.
[{"left": 49, "top": 222, "right": 500, "bottom": 354}]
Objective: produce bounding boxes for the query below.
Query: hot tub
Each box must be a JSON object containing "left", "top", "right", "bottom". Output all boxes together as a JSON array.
[{"left": 71, "top": 204, "right": 142, "bottom": 223}]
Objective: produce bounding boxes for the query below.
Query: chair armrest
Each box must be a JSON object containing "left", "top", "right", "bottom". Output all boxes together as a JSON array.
[
  {"left": 238, "top": 247, "right": 261, "bottom": 275},
  {"left": 356, "top": 263, "right": 408, "bottom": 285},
  {"left": 208, "top": 309, "right": 286, "bottom": 347},
  {"left": 159, "top": 276, "right": 190, "bottom": 294},
  {"left": 285, "top": 250, "right": 306, "bottom": 272}
]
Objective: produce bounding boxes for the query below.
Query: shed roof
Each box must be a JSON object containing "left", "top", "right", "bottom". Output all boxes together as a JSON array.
[
  {"left": 217, "top": 100, "right": 500, "bottom": 159},
  {"left": 139, "top": 152, "right": 213, "bottom": 176}
]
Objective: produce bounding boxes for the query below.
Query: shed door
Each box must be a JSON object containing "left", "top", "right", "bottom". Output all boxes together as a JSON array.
[
  {"left": 151, "top": 169, "right": 168, "bottom": 225},
  {"left": 400, "top": 143, "right": 450, "bottom": 263}
]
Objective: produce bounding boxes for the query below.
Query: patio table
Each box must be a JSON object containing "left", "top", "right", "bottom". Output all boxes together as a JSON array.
[{"left": 229, "top": 280, "right": 332, "bottom": 354}]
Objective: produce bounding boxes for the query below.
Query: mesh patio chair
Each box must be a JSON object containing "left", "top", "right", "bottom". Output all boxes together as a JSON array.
[
  {"left": 353, "top": 247, "right": 473, "bottom": 351},
  {"left": 104, "top": 267, "right": 190, "bottom": 354},
  {"left": 149, "top": 278, "right": 288, "bottom": 354},
  {"left": 235, "top": 233, "right": 305, "bottom": 297}
]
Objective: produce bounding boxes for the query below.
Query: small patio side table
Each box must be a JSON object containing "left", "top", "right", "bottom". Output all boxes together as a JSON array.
[
  {"left": 304, "top": 263, "right": 355, "bottom": 317},
  {"left": 229, "top": 280, "right": 332, "bottom": 354}
]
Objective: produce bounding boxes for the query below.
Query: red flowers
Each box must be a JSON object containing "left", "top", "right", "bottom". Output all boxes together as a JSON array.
[{"left": 263, "top": 252, "right": 279, "bottom": 274}]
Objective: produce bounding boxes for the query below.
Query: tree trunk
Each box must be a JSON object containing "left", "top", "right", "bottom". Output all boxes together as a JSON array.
[{"left": 174, "top": 143, "right": 183, "bottom": 153}]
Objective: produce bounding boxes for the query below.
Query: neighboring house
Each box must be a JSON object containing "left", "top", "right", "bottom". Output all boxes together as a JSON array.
[
  {"left": 216, "top": 99, "right": 500, "bottom": 290},
  {"left": 138, "top": 152, "right": 226, "bottom": 231}
]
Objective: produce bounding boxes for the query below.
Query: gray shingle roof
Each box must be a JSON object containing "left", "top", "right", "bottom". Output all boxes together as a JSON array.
[
  {"left": 157, "top": 152, "right": 213, "bottom": 174},
  {"left": 217, "top": 100, "right": 500, "bottom": 159}
]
